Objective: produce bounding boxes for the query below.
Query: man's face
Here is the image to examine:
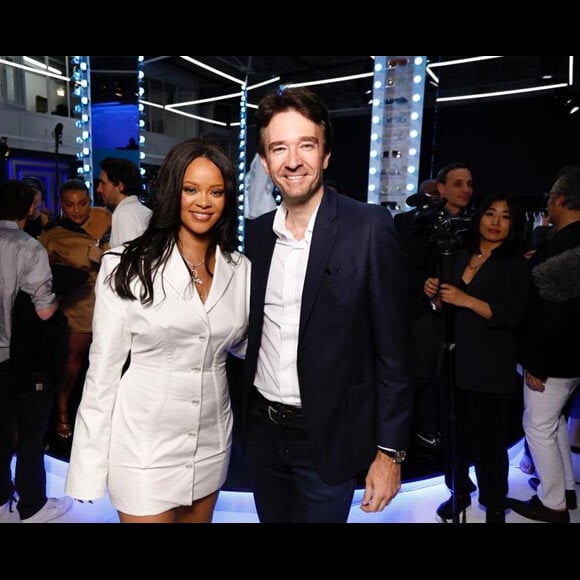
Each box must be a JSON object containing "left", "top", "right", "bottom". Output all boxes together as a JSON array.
[
  {"left": 546, "top": 178, "right": 563, "bottom": 227},
  {"left": 96, "top": 170, "right": 123, "bottom": 209},
  {"left": 259, "top": 110, "right": 330, "bottom": 207},
  {"left": 438, "top": 168, "right": 473, "bottom": 215}
]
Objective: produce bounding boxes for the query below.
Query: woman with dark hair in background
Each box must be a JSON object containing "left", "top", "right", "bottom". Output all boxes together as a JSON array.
[
  {"left": 424, "top": 191, "right": 531, "bottom": 523},
  {"left": 65, "top": 138, "right": 250, "bottom": 523},
  {"left": 39, "top": 179, "right": 112, "bottom": 442}
]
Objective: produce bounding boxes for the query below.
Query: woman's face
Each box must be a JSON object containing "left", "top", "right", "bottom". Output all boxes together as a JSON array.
[
  {"left": 479, "top": 199, "right": 511, "bottom": 244},
  {"left": 61, "top": 189, "right": 91, "bottom": 226},
  {"left": 179, "top": 157, "right": 226, "bottom": 238}
]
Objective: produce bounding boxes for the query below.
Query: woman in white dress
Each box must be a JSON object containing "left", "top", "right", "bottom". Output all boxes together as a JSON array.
[{"left": 65, "top": 138, "right": 251, "bottom": 523}]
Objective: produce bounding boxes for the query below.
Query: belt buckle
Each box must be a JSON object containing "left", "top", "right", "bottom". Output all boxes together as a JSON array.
[{"left": 267, "top": 404, "right": 280, "bottom": 425}]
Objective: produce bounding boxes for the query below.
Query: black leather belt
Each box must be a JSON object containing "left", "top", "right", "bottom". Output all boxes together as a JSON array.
[{"left": 252, "top": 389, "right": 305, "bottom": 430}]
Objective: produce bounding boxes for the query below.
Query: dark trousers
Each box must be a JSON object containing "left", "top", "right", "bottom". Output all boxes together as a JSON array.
[
  {"left": 245, "top": 405, "right": 356, "bottom": 523},
  {"left": 0, "top": 362, "right": 54, "bottom": 519},
  {"left": 443, "top": 387, "right": 517, "bottom": 511}
]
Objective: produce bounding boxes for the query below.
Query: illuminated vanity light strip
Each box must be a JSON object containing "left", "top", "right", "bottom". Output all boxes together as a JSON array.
[
  {"left": 23, "top": 56, "right": 62, "bottom": 76},
  {"left": 167, "top": 77, "right": 281, "bottom": 111},
  {"left": 288, "top": 71, "right": 374, "bottom": 88},
  {"left": 429, "top": 55, "right": 574, "bottom": 99},
  {"left": 426, "top": 66, "right": 440, "bottom": 85},
  {"left": 166, "top": 91, "right": 243, "bottom": 109},
  {"left": 230, "top": 101, "right": 259, "bottom": 127},
  {"left": 248, "top": 76, "right": 281, "bottom": 91},
  {"left": 428, "top": 56, "right": 504, "bottom": 68},
  {"left": 426, "top": 56, "right": 504, "bottom": 86},
  {"left": 437, "top": 83, "right": 569, "bottom": 103},
  {"left": 0, "top": 58, "right": 70, "bottom": 82},
  {"left": 161, "top": 105, "right": 228, "bottom": 127},
  {"left": 140, "top": 99, "right": 228, "bottom": 126},
  {"left": 179, "top": 56, "right": 245, "bottom": 86},
  {"left": 140, "top": 99, "right": 164, "bottom": 110}
]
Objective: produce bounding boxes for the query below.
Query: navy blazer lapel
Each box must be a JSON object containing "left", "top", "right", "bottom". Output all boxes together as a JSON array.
[{"left": 299, "top": 188, "right": 339, "bottom": 337}]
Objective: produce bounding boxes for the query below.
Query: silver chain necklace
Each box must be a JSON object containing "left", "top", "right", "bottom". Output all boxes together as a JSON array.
[{"left": 182, "top": 256, "right": 205, "bottom": 285}]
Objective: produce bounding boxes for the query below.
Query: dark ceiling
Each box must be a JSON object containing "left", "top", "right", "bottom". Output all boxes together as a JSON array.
[
  {"left": 89, "top": 56, "right": 576, "bottom": 123},
  {"left": 141, "top": 55, "right": 376, "bottom": 117}
]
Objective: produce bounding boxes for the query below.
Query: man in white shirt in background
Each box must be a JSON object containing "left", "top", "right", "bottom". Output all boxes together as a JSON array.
[
  {"left": 97, "top": 157, "right": 152, "bottom": 248},
  {"left": 0, "top": 179, "right": 72, "bottom": 523}
]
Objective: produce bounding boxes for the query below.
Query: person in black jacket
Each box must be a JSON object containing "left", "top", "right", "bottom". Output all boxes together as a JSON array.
[
  {"left": 3, "top": 292, "right": 69, "bottom": 520},
  {"left": 424, "top": 191, "right": 531, "bottom": 523},
  {"left": 509, "top": 165, "right": 580, "bottom": 524},
  {"left": 241, "top": 87, "right": 413, "bottom": 523}
]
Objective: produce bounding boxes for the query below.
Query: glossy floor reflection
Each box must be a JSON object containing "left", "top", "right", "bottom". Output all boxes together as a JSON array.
[{"left": 2, "top": 439, "right": 579, "bottom": 523}]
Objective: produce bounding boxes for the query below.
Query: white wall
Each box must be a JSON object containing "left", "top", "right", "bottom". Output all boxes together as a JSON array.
[{"left": 0, "top": 105, "right": 80, "bottom": 156}]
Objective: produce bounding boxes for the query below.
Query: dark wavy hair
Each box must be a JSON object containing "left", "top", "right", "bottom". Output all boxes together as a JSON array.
[
  {"left": 0, "top": 179, "right": 35, "bottom": 220},
  {"left": 255, "top": 86, "right": 334, "bottom": 157},
  {"left": 99, "top": 157, "right": 143, "bottom": 197},
  {"left": 466, "top": 191, "right": 525, "bottom": 257},
  {"left": 111, "top": 138, "right": 238, "bottom": 305}
]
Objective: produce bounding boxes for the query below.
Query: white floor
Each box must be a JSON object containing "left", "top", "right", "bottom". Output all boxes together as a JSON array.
[{"left": 2, "top": 439, "right": 579, "bottom": 523}]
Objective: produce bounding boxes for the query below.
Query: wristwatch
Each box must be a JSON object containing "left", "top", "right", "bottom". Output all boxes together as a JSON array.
[{"left": 380, "top": 448, "right": 407, "bottom": 464}]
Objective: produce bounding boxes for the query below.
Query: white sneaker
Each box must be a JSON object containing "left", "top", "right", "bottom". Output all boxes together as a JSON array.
[{"left": 20, "top": 496, "right": 73, "bottom": 523}]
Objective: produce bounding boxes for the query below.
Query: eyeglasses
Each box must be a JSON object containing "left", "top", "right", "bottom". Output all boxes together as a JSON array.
[{"left": 544, "top": 192, "right": 554, "bottom": 200}]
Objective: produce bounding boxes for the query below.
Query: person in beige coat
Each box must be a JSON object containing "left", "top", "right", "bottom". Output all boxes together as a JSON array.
[
  {"left": 39, "top": 180, "right": 112, "bottom": 440},
  {"left": 65, "top": 138, "right": 250, "bottom": 523}
]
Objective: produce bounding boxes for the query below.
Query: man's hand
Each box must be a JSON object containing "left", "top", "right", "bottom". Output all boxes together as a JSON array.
[{"left": 360, "top": 450, "right": 401, "bottom": 513}]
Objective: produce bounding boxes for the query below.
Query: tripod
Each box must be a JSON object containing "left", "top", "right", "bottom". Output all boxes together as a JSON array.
[
  {"left": 53, "top": 123, "right": 63, "bottom": 204},
  {"left": 435, "top": 238, "right": 468, "bottom": 524}
]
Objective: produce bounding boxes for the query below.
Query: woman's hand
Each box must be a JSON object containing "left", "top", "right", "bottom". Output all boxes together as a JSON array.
[
  {"left": 438, "top": 283, "right": 470, "bottom": 308},
  {"left": 88, "top": 245, "right": 104, "bottom": 264},
  {"left": 424, "top": 278, "right": 440, "bottom": 299}
]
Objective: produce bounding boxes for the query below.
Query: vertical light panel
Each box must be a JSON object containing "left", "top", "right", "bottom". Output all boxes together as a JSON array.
[
  {"left": 237, "top": 82, "right": 248, "bottom": 252},
  {"left": 137, "top": 55, "right": 146, "bottom": 174},
  {"left": 367, "top": 57, "right": 387, "bottom": 205},
  {"left": 72, "top": 56, "right": 93, "bottom": 199},
  {"left": 367, "top": 56, "right": 426, "bottom": 210}
]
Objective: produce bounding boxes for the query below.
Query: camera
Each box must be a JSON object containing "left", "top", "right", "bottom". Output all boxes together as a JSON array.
[
  {"left": 414, "top": 198, "right": 473, "bottom": 255},
  {"left": 432, "top": 212, "right": 473, "bottom": 238}
]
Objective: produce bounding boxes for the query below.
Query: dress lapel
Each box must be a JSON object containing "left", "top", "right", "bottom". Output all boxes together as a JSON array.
[
  {"left": 163, "top": 244, "right": 236, "bottom": 315},
  {"left": 203, "top": 246, "right": 236, "bottom": 314}
]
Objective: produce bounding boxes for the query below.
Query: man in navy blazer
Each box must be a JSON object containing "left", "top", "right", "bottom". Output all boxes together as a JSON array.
[{"left": 241, "top": 86, "right": 414, "bottom": 523}]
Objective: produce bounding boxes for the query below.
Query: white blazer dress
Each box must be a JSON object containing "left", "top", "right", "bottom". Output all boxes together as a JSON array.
[{"left": 65, "top": 244, "right": 251, "bottom": 516}]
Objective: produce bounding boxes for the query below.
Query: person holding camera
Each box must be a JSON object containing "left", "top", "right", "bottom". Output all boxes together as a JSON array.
[
  {"left": 394, "top": 179, "right": 444, "bottom": 452},
  {"left": 398, "top": 164, "right": 474, "bottom": 455},
  {"left": 424, "top": 191, "right": 531, "bottom": 523}
]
